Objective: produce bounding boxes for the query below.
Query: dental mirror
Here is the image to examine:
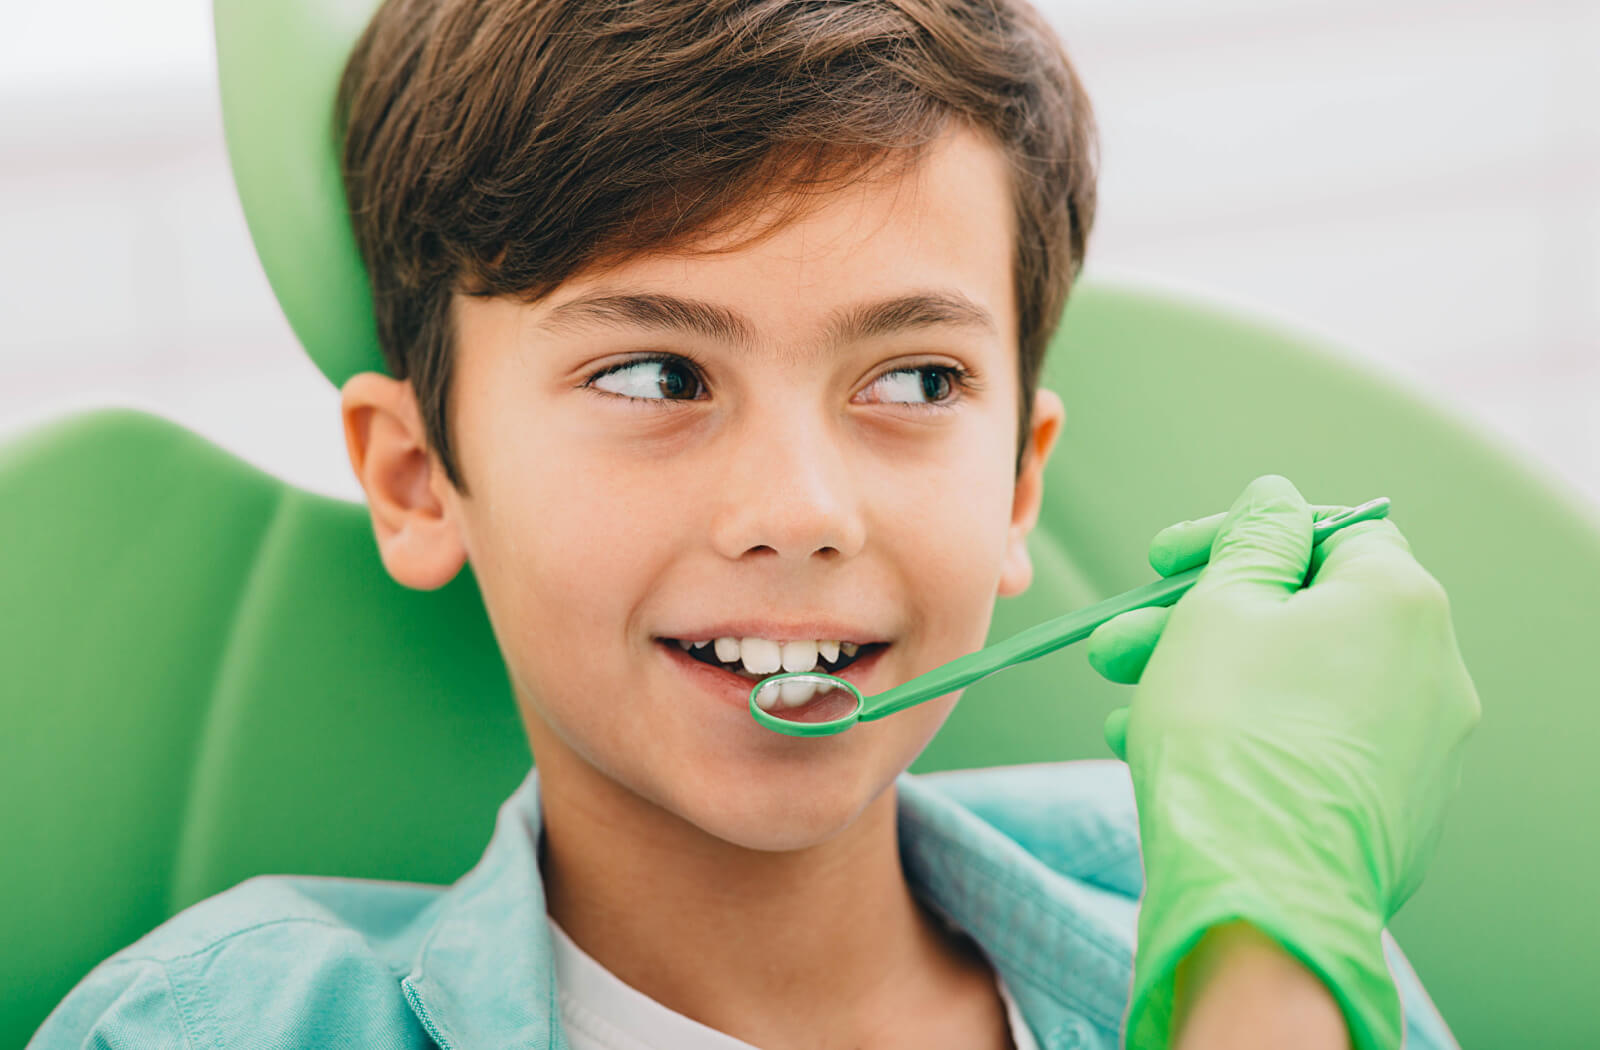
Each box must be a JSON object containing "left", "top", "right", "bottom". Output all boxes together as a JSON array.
[{"left": 751, "top": 496, "right": 1392, "bottom": 737}]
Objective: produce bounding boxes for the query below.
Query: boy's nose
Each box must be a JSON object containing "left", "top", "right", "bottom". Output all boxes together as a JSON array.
[{"left": 705, "top": 406, "right": 867, "bottom": 564}]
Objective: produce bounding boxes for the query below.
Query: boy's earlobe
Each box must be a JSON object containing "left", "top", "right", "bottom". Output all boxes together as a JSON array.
[{"left": 339, "top": 373, "right": 468, "bottom": 591}]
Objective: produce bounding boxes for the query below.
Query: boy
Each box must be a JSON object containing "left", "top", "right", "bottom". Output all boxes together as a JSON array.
[{"left": 32, "top": 0, "right": 1477, "bottom": 1047}]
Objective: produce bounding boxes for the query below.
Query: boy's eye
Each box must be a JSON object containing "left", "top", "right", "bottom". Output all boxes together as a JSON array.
[
  {"left": 860, "top": 366, "right": 962, "bottom": 407},
  {"left": 585, "top": 354, "right": 704, "bottom": 402},
  {"left": 583, "top": 353, "right": 972, "bottom": 410}
]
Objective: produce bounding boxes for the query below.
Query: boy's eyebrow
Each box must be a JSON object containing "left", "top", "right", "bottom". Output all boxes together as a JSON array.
[{"left": 535, "top": 289, "right": 996, "bottom": 347}]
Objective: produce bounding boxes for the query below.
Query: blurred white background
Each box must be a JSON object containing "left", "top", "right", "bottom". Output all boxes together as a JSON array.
[{"left": 2, "top": 0, "right": 1597, "bottom": 507}]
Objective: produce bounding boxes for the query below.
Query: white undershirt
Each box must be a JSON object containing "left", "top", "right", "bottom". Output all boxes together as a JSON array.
[{"left": 548, "top": 916, "right": 1041, "bottom": 1050}]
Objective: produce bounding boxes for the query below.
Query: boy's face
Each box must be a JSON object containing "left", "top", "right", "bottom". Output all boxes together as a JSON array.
[{"left": 347, "top": 125, "right": 1063, "bottom": 851}]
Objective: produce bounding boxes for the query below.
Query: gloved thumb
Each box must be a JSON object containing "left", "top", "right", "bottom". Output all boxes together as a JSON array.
[
  {"left": 1188, "top": 474, "right": 1314, "bottom": 602},
  {"left": 1103, "top": 706, "right": 1130, "bottom": 761}
]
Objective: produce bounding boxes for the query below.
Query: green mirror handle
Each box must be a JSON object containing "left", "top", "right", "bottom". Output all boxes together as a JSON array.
[{"left": 857, "top": 496, "right": 1391, "bottom": 723}]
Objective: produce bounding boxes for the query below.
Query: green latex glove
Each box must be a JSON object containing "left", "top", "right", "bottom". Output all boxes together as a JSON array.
[{"left": 1084, "top": 475, "right": 1480, "bottom": 1050}]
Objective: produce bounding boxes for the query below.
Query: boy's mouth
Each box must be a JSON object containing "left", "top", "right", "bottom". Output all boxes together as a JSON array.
[{"left": 654, "top": 637, "right": 886, "bottom": 681}]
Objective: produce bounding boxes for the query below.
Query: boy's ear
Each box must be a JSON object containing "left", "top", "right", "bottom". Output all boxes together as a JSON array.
[
  {"left": 339, "top": 372, "right": 468, "bottom": 591},
  {"left": 997, "top": 387, "right": 1065, "bottom": 599}
]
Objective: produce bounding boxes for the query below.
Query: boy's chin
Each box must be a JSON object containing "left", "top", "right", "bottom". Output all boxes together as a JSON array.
[{"left": 672, "top": 776, "right": 894, "bottom": 854}]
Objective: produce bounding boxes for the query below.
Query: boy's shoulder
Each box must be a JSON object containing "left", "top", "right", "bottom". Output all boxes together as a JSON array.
[
  {"left": 30, "top": 874, "right": 446, "bottom": 1048},
  {"left": 910, "top": 759, "right": 1144, "bottom": 898}
]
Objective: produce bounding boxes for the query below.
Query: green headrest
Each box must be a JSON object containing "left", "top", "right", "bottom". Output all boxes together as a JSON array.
[{"left": 216, "top": 0, "right": 386, "bottom": 386}]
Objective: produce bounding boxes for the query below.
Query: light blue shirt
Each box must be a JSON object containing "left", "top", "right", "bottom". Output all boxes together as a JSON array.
[{"left": 30, "top": 760, "right": 1456, "bottom": 1049}]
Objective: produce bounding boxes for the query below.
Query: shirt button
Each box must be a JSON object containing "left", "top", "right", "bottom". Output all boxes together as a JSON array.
[{"left": 1045, "top": 1017, "right": 1090, "bottom": 1049}]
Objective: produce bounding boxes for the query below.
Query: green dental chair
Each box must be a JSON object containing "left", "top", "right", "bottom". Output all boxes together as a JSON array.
[{"left": 6, "top": 2, "right": 1599, "bottom": 1045}]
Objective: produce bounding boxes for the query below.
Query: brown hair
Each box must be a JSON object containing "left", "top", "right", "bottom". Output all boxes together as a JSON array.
[{"left": 337, "top": 0, "right": 1097, "bottom": 495}]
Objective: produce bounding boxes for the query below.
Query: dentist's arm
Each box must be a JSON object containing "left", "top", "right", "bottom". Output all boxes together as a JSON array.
[
  {"left": 1085, "top": 475, "right": 1480, "bottom": 1050},
  {"left": 1173, "top": 920, "right": 1349, "bottom": 1050}
]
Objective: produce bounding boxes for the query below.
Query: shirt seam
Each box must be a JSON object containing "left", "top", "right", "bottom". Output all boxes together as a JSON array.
[
  {"left": 156, "top": 957, "right": 210, "bottom": 1050},
  {"left": 112, "top": 914, "right": 364, "bottom": 964}
]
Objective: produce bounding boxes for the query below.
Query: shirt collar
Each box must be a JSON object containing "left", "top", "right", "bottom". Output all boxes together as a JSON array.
[
  {"left": 402, "top": 767, "right": 1129, "bottom": 1050},
  {"left": 896, "top": 773, "right": 1134, "bottom": 1047},
  {"left": 401, "top": 767, "right": 561, "bottom": 1049}
]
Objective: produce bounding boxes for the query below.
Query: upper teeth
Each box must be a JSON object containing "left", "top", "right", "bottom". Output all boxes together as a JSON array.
[{"left": 674, "top": 637, "right": 862, "bottom": 675}]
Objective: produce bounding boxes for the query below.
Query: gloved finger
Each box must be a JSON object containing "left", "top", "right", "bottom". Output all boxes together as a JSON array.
[
  {"left": 1306, "top": 516, "right": 1416, "bottom": 586},
  {"left": 1149, "top": 503, "right": 1355, "bottom": 577},
  {"left": 1103, "top": 706, "right": 1130, "bottom": 762},
  {"left": 1187, "top": 474, "right": 1314, "bottom": 601},
  {"left": 1085, "top": 605, "right": 1171, "bottom": 684}
]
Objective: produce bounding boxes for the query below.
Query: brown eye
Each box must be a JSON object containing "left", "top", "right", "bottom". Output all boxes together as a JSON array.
[
  {"left": 863, "top": 365, "right": 967, "bottom": 408},
  {"left": 587, "top": 355, "right": 704, "bottom": 402}
]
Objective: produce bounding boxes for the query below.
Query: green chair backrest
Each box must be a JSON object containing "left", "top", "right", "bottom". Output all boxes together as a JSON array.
[{"left": 7, "top": 0, "right": 1598, "bottom": 1043}]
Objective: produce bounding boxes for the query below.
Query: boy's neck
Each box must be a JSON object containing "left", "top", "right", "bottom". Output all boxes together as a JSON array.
[{"left": 534, "top": 752, "right": 1012, "bottom": 1050}]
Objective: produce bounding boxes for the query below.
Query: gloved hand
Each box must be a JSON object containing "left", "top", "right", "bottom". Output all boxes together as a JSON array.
[{"left": 1084, "top": 474, "right": 1480, "bottom": 1050}]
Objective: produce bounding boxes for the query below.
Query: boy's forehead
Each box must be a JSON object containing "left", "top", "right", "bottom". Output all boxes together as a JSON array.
[{"left": 526, "top": 126, "right": 1018, "bottom": 343}]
